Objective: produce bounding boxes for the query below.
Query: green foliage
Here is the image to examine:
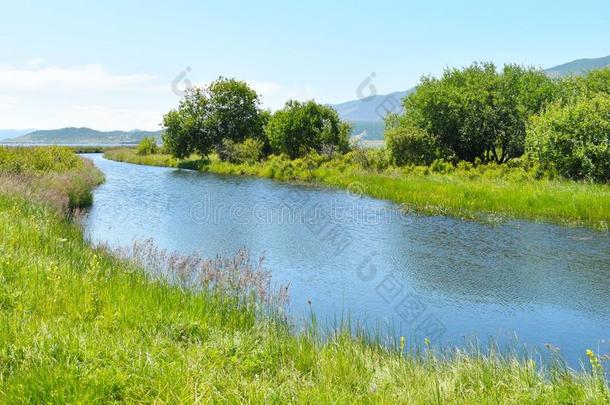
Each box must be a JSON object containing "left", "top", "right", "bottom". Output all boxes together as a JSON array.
[
  {"left": 342, "top": 146, "right": 391, "bottom": 171},
  {"left": 104, "top": 148, "right": 208, "bottom": 171},
  {"left": 217, "top": 138, "right": 264, "bottom": 164},
  {"left": 0, "top": 146, "right": 85, "bottom": 175},
  {"left": 526, "top": 94, "right": 610, "bottom": 182},
  {"left": 556, "top": 68, "right": 610, "bottom": 105},
  {"left": 573, "top": 68, "right": 610, "bottom": 97},
  {"left": 265, "top": 100, "right": 351, "bottom": 158},
  {"left": 385, "top": 121, "right": 440, "bottom": 165},
  {"left": 162, "top": 77, "right": 264, "bottom": 158},
  {"left": 399, "top": 62, "right": 559, "bottom": 163},
  {"left": 136, "top": 136, "right": 159, "bottom": 156}
]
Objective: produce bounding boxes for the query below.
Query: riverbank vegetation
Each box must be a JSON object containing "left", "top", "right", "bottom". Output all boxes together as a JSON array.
[
  {"left": 1, "top": 147, "right": 609, "bottom": 402},
  {"left": 0, "top": 146, "right": 104, "bottom": 210},
  {"left": 105, "top": 147, "right": 610, "bottom": 229},
  {"left": 107, "top": 65, "right": 610, "bottom": 229}
]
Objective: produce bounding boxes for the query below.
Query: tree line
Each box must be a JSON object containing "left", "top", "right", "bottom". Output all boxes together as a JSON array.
[
  {"left": 161, "top": 77, "right": 350, "bottom": 163},
  {"left": 160, "top": 65, "right": 610, "bottom": 182},
  {"left": 387, "top": 63, "right": 609, "bottom": 181}
]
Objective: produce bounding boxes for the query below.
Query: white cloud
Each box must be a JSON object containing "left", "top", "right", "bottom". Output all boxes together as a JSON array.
[
  {"left": 0, "top": 64, "right": 156, "bottom": 92},
  {"left": 247, "top": 80, "right": 284, "bottom": 96}
]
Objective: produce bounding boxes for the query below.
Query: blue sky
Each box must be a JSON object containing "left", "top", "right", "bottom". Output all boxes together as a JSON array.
[{"left": 0, "top": 0, "right": 608, "bottom": 130}]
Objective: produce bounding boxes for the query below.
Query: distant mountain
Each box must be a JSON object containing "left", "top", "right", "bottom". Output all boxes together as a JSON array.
[
  {"left": 0, "top": 129, "right": 36, "bottom": 141},
  {"left": 2, "top": 127, "right": 163, "bottom": 145},
  {"left": 332, "top": 90, "right": 413, "bottom": 123},
  {"left": 544, "top": 55, "right": 610, "bottom": 77}
]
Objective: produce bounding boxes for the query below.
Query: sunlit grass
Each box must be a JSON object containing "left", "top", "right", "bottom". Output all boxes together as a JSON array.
[{"left": 0, "top": 196, "right": 608, "bottom": 402}]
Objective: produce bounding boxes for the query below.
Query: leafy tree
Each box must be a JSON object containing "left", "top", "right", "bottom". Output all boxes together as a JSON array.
[
  {"left": 265, "top": 100, "right": 351, "bottom": 158},
  {"left": 136, "top": 136, "right": 159, "bottom": 155},
  {"left": 526, "top": 94, "right": 610, "bottom": 182},
  {"left": 398, "top": 62, "right": 559, "bottom": 163},
  {"left": 162, "top": 78, "right": 264, "bottom": 158},
  {"left": 207, "top": 78, "right": 265, "bottom": 143}
]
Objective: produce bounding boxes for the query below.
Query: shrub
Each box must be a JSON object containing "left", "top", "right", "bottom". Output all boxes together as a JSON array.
[
  {"left": 217, "top": 138, "right": 264, "bottom": 164},
  {"left": 345, "top": 146, "right": 391, "bottom": 171},
  {"left": 429, "top": 159, "right": 455, "bottom": 174},
  {"left": 136, "top": 137, "right": 159, "bottom": 155},
  {"left": 526, "top": 94, "right": 610, "bottom": 182},
  {"left": 265, "top": 100, "right": 351, "bottom": 158},
  {"left": 385, "top": 124, "right": 439, "bottom": 166},
  {"left": 577, "top": 67, "right": 610, "bottom": 96}
]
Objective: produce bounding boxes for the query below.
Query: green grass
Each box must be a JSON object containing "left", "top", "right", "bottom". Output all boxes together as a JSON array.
[
  {"left": 1, "top": 146, "right": 104, "bottom": 210},
  {"left": 1, "top": 147, "right": 607, "bottom": 402},
  {"left": 103, "top": 147, "right": 207, "bottom": 170},
  {"left": 105, "top": 148, "right": 610, "bottom": 230}
]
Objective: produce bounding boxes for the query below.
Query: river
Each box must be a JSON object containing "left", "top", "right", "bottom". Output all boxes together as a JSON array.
[{"left": 84, "top": 154, "right": 610, "bottom": 369}]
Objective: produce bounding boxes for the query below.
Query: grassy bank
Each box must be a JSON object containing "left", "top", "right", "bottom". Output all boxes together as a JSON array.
[
  {"left": 105, "top": 148, "right": 610, "bottom": 230},
  {"left": 1, "top": 149, "right": 608, "bottom": 402}
]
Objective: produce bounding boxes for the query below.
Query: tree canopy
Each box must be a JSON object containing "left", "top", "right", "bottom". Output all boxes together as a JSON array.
[
  {"left": 526, "top": 93, "right": 610, "bottom": 182},
  {"left": 162, "top": 78, "right": 264, "bottom": 158},
  {"left": 395, "top": 62, "right": 559, "bottom": 163},
  {"left": 265, "top": 100, "right": 351, "bottom": 158}
]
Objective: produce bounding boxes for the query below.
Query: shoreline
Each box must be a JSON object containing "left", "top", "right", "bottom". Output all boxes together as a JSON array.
[{"left": 104, "top": 148, "right": 610, "bottom": 231}]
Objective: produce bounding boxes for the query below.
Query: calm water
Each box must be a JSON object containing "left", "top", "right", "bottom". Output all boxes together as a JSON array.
[{"left": 84, "top": 154, "right": 610, "bottom": 368}]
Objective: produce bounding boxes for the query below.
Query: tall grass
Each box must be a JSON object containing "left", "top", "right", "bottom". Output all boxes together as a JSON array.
[
  {"left": 104, "top": 147, "right": 207, "bottom": 170},
  {"left": 0, "top": 146, "right": 104, "bottom": 211},
  {"left": 1, "top": 146, "right": 607, "bottom": 402},
  {"left": 105, "top": 148, "right": 610, "bottom": 230}
]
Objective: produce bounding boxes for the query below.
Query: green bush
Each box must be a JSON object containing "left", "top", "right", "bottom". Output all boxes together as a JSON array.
[
  {"left": 343, "top": 146, "right": 391, "bottom": 171},
  {"left": 394, "top": 63, "right": 559, "bottom": 163},
  {"left": 136, "top": 137, "right": 159, "bottom": 155},
  {"left": 526, "top": 94, "right": 610, "bottom": 182},
  {"left": 385, "top": 124, "right": 439, "bottom": 166},
  {"left": 265, "top": 100, "right": 351, "bottom": 158},
  {"left": 429, "top": 159, "right": 455, "bottom": 174},
  {"left": 217, "top": 138, "right": 264, "bottom": 164}
]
